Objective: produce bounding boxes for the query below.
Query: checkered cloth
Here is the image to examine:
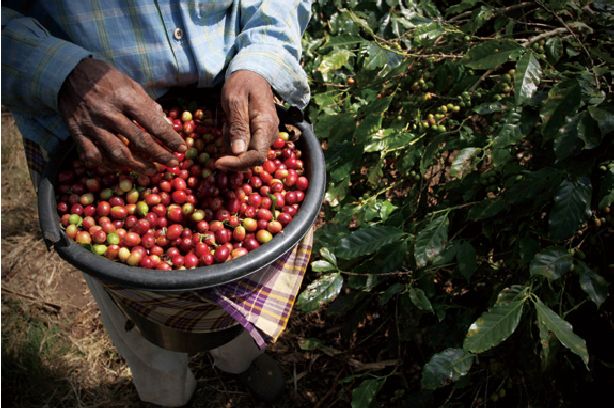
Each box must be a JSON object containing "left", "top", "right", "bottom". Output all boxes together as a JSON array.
[
  {"left": 106, "top": 230, "right": 312, "bottom": 348},
  {"left": 26, "top": 138, "right": 312, "bottom": 348}
]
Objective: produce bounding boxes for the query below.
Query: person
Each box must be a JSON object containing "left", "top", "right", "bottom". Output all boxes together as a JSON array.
[{"left": 2, "top": 1, "right": 313, "bottom": 406}]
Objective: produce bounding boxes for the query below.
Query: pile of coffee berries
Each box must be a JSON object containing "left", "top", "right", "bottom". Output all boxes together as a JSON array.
[{"left": 56, "top": 105, "right": 309, "bottom": 270}]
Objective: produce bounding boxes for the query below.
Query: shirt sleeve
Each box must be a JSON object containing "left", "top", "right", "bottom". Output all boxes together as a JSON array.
[
  {"left": 1, "top": 7, "right": 92, "bottom": 114},
  {"left": 226, "top": 0, "right": 312, "bottom": 109}
]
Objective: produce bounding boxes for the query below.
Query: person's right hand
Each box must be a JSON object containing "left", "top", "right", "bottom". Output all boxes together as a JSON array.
[{"left": 58, "top": 58, "right": 186, "bottom": 174}]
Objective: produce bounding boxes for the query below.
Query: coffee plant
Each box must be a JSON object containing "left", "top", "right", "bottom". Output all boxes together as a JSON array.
[{"left": 296, "top": 0, "right": 613, "bottom": 406}]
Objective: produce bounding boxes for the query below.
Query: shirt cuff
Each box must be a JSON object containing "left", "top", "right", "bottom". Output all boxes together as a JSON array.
[
  {"left": 32, "top": 37, "right": 91, "bottom": 112},
  {"left": 226, "top": 43, "right": 310, "bottom": 110}
]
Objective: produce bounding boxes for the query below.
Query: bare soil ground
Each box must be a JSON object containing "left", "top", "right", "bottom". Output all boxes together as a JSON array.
[{"left": 1, "top": 113, "right": 356, "bottom": 407}]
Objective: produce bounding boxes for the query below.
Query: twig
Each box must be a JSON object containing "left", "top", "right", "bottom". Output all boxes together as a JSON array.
[
  {"left": 470, "top": 69, "right": 494, "bottom": 92},
  {"left": 339, "top": 270, "right": 413, "bottom": 277},
  {"left": 313, "top": 368, "right": 345, "bottom": 408},
  {"left": 347, "top": 358, "right": 401, "bottom": 371},
  {"left": 521, "top": 27, "right": 569, "bottom": 46},
  {"left": 1, "top": 287, "right": 63, "bottom": 312},
  {"left": 207, "top": 354, "right": 231, "bottom": 403},
  {"left": 404, "top": 52, "right": 463, "bottom": 59},
  {"left": 429, "top": 200, "right": 482, "bottom": 215},
  {"left": 449, "top": 2, "right": 534, "bottom": 23},
  {"left": 293, "top": 361, "right": 298, "bottom": 392}
]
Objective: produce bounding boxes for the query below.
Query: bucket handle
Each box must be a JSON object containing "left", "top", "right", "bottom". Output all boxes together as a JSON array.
[{"left": 38, "top": 176, "right": 69, "bottom": 250}]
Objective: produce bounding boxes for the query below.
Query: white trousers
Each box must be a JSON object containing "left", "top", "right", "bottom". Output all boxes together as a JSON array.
[{"left": 83, "top": 274, "right": 264, "bottom": 407}]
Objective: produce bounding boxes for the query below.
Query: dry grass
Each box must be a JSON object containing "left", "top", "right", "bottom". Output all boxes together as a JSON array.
[{"left": 1, "top": 113, "right": 355, "bottom": 407}]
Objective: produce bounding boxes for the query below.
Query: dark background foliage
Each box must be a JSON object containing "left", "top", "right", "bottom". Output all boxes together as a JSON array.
[{"left": 296, "top": 0, "right": 613, "bottom": 406}]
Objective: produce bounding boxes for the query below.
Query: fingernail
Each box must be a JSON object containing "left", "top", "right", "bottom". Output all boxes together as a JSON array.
[
  {"left": 168, "top": 159, "right": 179, "bottom": 167},
  {"left": 176, "top": 143, "right": 187, "bottom": 152},
  {"left": 231, "top": 139, "right": 246, "bottom": 154}
]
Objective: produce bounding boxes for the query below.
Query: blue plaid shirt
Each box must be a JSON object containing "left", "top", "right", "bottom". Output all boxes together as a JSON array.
[{"left": 1, "top": 1, "right": 311, "bottom": 153}]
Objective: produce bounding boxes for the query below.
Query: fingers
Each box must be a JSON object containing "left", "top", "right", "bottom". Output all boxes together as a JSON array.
[
  {"left": 112, "top": 115, "right": 179, "bottom": 167},
  {"left": 124, "top": 95, "right": 186, "bottom": 153},
  {"left": 215, "top": 150, "right": 266, "bottom": 170},
  {"left": 87, "top": 126, "right": 156, "bottom": 174},
  {"left": 215, "top": 110, "right": 278, "bottom": 170},
  {"left": 249, "top": 112, "right": 279, "bottom": 152},
  {"left": 71, "top": 125, "right": 104, "bottom": 169},
  {"left": 221, "top": 91, "right": 251, "bottom": 156},
  {"left": 215, "top": 113, "right": 277, "bottom": 170}
]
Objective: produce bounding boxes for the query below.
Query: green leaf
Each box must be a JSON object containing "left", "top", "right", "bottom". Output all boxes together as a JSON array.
[
  {"left": 545, "top": 37, "right": 563, "bottom": 64},
  {"left": 467, "top": 198, "right": 506, "bottom": 220},
  {"left": 364, "top": 130, "right": 414, "bottom": 153},
  {"left": 495, "top": 286, "right": 529, "bottom": 304},
  {"left": 537, "top": 314, "right": 554, "bottom": 367},
  {"left": 540, "top": 79, "right": 582, "bottom": 140},
  {"left": 366, "top": 161, "right": 384, "bottom": 187},
  {"left": 514, "top": 52, "right": 542, "bottom": 104},
  {"left": 455, "top": 240, "right": 477, "bottom": 281},
  {"left": 337, "top": 226, "right": 405, "bottom": 259},
  {"left": 351, "top": 378, "right": 386, "bottom": 408},
  {"left": 364, "top": 129, "right": 393, "bottom": 153},
  {"left": 298, "top": 337, "right": 329, "bottom": 352},
  {"left": 347, "top": 273, "right": 379, "bottom": 292},
  {"left": 506, "top": 167, "right": 564, "bottom": 205},
  {"left": 408, "top": 287, "right": 434, "bottom": 313},
  {"left": 464, "top": 6, "right": 495, "bottom": 34},
  {"left": 325, "top": 179, "right": 350, "bottom": 207},
  {"left": 450, "top": 148, "right": 480, "bottom": 179},
  {"left": 355, "top": 97, "right": 393, "bottom": 146},
  {"left": 364, "top": 43, "right": 403, "bottom": 72},
  {"left": 533, "top": 297, "right": 589, "bottom": 366},
  {"left": 529, "top": 247, "right": 574, "bottom": 280},
  {"left": 316, "top": 113, "right": 355, "bottom": 144},
  {"left": 548, "top": 178, "right": 592, "bottom": 241},
  {"left": 576, "top": 111, "right": 602, "bottom": 149},
  {"left": 420, "top": 133, "right": 447, "bottom": 175},
  {"left": 421, "top": 348, "right": 474, "bottom": 390},
  {"left": 413, "top": 22, "right": 446, "bottom": 44},
  {"left": 463, "top": 39, "right": 523, "bottom": 70},
  {"left": 311, "top": 260, "right": 337, "bottom": 273},
  {"left": 588, "top": 104, "right": 614, "bottom": 136},
  {"left": 463, "top": 295, "right": 526, "bottom": 353},
  {"left": 320, "top": 247, "right": 338, "bottom": 266},
  {"left": 447, "top": 0, "right": 481, "bottom": 15},
  {"left": 296, "top": 273, "right": 344, "bottom": 312},
  {"left": 554, "top": 114, "right": 583, "bottom": 162},
  {"left": 317, "top": 49, "right": 354, "bottom": 80},
  {"left": 379, "top": 282, "right": 403, "bottom": 305},
  {"left": 355, "top": 240, "right": 409, "bottom": 274},
  {"left": 576, "top": 260, "right": 609, "bottom": 309},
  {"left": 313, "top": 224, "right": 348, "bottom": 254},
  {"left": 328, "top": 142, "right": 361, "bottom": 183},
  {"left": 326, "top": 34, "right": 366, "bottom": 47},
  {"left": 492, "top": 110, "right": 524, "bottom": 167},
  {"left": 347, "top": 10, "right": 375, "bottom": 38},
  {"left": 598, "top": 166, "right": 614, "bottom": 209},
  {"left": 414, "top": 214, "right": 449, "bottom": 269},
  {"left": 362, "top": 199, "right": 398, "bottom": 223}
]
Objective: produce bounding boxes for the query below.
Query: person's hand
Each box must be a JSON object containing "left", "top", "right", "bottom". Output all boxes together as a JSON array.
[
  {"left": 216, "top": 70, "right": 279, "bottom": 170},
  {"left": 58, "top": 58, "right": 186, "bottom": 174}
]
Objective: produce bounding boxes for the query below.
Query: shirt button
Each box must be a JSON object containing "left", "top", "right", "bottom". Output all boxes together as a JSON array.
[{"left": 173, "top": 27, "right": 184, "bottom": 40}]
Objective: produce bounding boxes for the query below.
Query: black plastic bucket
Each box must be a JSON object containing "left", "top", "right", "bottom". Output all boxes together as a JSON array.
[{"left": 37, "top": 112, "right": 326, "bottom": 293}]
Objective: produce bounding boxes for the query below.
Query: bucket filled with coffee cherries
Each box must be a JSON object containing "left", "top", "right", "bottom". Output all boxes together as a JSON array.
[{"left": 37, "top": 100, "right": 325, "bottom": 291}]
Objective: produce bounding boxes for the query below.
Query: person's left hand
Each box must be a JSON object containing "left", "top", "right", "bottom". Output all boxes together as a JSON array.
[{"left": 216, "top": 71, "right": 279, "bottom": 170}]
